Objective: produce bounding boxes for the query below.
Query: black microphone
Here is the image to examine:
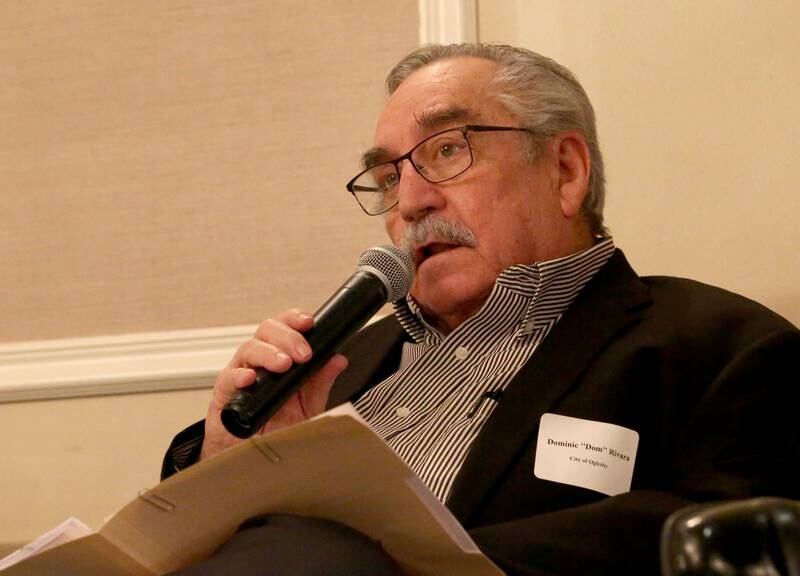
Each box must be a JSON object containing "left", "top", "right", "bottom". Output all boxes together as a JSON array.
[{"left": 221, "top": 245, "right": 415, "bottom": 439}]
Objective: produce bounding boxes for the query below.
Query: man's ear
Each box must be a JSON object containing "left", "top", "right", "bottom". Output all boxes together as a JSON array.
[{"left": 552, "top": 132, "right": 591, "bottom": 219}]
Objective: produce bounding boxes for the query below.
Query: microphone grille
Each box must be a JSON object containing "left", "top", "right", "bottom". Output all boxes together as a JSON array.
[{"left": 357, "top": 245, "right": 415, "bottom": 302}]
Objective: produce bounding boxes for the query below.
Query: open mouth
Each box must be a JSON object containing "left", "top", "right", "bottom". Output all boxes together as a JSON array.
[{"left": 415, "top": 242, "right": 461, "bottom": 266}]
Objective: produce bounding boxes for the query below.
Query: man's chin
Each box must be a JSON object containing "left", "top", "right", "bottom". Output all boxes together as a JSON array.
[{"left": 409, "top": 273, "right": 493, "bottom": 323}]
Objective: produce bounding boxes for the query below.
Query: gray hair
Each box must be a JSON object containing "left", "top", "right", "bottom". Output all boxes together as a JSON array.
[{"left": 386, "top": 43, "right": 608, "bottom": 236}]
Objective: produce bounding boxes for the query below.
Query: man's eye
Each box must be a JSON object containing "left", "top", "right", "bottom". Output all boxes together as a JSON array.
[
  {"left": 377, "top": 170, "right": 399, "bottom": 190},
  {"left": 434, "top": 139, "right": 467, "bottom": 160},
  {"left": 439, "top": 144, "right": 457, "bottom": 157}
]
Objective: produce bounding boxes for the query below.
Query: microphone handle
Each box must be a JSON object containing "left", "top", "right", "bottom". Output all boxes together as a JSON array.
[{"left": 221, "top": 271, "right": 388, "bottom": 439}]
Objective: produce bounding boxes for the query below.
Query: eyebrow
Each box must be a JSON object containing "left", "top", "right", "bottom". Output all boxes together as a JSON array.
[
  {"left": 360, "top": 105, "right": 477, "bottom": 169},
  {"left": 361, "top": 147, "right": 390, "bottom": 170},
  {"left": 416, "top": 105, "right": 474, "bottom": 130}
]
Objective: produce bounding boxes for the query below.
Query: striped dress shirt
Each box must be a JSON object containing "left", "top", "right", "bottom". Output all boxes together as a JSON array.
[{"left": 354, "top": 238, "right": 615, "bottom": 502}]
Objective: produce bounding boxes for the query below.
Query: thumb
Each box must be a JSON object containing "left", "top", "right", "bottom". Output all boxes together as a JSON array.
[{"left": 300, "top": 353, "right": 349, "bottom": 417}]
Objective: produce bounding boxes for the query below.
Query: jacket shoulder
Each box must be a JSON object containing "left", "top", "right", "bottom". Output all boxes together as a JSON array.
[{"left": 641, "top": 275, "right": 797, "bottom": 334}]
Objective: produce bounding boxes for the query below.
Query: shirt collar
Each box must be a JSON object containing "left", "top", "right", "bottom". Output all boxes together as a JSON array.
[{"left": 394, "top": 237, "right": 616, "bottom": 343}]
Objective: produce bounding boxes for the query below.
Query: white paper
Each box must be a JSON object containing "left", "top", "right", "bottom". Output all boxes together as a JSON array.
[
  {"left": 0, "top": 517, "right": 93, "bottom": 570},
  {"left": 534, "top": 413, "right": 639, "bottom": 496},
  {"left": 313, "top": 401, "right": 368, "bottom": 424},
  {"left": 404, "top": 475, "right": 479, "bottom": 554}
]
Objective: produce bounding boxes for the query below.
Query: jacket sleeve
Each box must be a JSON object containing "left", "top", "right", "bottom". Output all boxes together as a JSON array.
[{"left": 160, "top": 419, "right": 205, "bottom": 480}]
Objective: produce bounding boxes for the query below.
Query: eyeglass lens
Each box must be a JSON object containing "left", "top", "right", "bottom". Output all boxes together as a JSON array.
[{"left": 351, "top": 129, "right": 473, "bottom": 215}]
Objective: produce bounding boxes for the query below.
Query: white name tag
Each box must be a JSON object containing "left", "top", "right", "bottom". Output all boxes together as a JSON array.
[{"left": 534, "top": 413, "right": 639, "bottom": 496}]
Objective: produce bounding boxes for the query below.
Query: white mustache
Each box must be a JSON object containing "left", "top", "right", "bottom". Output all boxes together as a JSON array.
[{"left": 400, "top": 216, "right": 478, "bottom": 256}]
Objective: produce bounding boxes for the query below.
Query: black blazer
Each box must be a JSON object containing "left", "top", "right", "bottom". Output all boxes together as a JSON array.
[{"left": 164, "top": 251, "right": 800, "bottom": 575}]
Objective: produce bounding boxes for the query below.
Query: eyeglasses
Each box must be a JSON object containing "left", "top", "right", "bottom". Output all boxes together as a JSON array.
[{"left": 345, "top": 125, "right": 534, "bottom": 216}]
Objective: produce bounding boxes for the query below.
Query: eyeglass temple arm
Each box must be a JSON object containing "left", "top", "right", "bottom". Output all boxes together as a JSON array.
[{"left": 350, "top": 184, "right": 380, "bottom": 192}]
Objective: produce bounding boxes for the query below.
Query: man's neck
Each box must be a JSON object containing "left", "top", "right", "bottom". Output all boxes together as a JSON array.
[
  {"left": 414, "top": 231, "right": 600, "bottom": 336},
  {"left": 424, "top": 301, "right": 485, "bottom": 336}
]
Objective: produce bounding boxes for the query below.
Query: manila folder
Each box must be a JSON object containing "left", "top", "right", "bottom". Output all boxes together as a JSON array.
[{"left": 4, "top": 406, "right": 503, "bottom": 576}]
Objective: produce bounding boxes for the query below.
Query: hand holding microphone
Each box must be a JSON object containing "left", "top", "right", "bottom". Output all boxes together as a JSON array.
[
  {"left": 199, "top": 310, "right": 348, "bottom": 461},
  {"left": 200, "top": 245, "right": 414, "bottom": 459}
]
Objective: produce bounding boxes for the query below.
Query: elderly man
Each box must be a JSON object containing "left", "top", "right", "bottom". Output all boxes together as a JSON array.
[{"left": 163, "top": 44, "right": 800, "bottom": 575}]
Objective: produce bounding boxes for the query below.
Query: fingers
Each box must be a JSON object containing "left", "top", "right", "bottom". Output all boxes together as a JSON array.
[
  {"left": 274, "top": 308, "right": 315, "bottom": 331},
  {"left": 228, "top": 309, "right": 315, "bottom": 371},
  {"left": 209, "top": 367, "right": 255, "bottom": 410},
  {"left": 234, "top": 340, "right": 293, "bottom": 374}
]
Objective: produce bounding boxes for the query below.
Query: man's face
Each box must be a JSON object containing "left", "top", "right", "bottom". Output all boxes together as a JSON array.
[{"left": 373, "top": 57, "right": 583, "bottom": 332}]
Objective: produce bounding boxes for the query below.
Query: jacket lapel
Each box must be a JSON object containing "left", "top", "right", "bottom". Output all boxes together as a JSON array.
[
  {"left": 327, "top": 315, "right": 406, "bottom": 408},
  {"left": 446, "top": 250, "right": 652, "bottom": 524}
]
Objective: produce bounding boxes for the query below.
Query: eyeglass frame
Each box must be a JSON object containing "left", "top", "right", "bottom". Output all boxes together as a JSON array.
[{"left": 345, "top": 124, "right": 535, "bottom": 216}]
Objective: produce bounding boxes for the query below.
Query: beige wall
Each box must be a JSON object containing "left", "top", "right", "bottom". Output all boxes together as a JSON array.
[
  {"left": 0, "top": 1, "right": 418, "bottom": 545},
  {"left": 480, "top": 0, "right": 800, "bottom": 326},
  {"left": 0, "top": 1, "right": 418, "bottom": 344}
]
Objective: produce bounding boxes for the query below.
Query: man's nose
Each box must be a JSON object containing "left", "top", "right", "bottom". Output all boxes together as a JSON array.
[{"left": 396, "top": 159, "right": 445, "bottom": 222}]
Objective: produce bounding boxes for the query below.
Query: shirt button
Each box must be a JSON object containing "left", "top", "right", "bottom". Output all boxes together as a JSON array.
[
  {"left": 524, "top": 320, "right": 535, "bottom": 332},
  {"left": 454, "top": 346, "right": 470, "bottom": 360},
  {"left": 396, "top": 406, "right": 411, "bottom": 418}
]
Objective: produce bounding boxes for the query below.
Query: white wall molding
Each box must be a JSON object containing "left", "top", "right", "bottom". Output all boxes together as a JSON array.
[
  {"left": 0, "top": 326, "right": 255, "bottom": 403},
  {"left": 419, "top": 0, "right": 478, "bottom": 44}
]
